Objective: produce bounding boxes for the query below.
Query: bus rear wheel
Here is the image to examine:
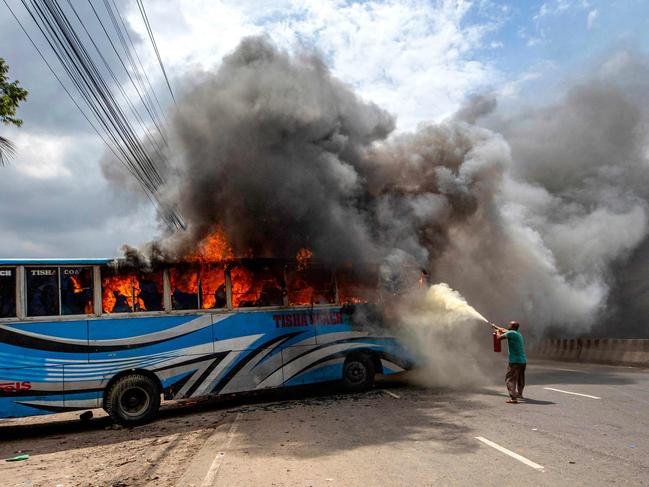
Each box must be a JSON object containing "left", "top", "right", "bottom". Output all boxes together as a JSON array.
[
  {"left": 342, "top": 353, "right": 375, "bottom": 392},
  {"left": 105, "top": 374, "right": 161, "bottom": 426}
]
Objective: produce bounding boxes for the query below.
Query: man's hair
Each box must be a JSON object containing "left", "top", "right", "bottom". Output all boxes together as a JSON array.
[{"left": 509, "top": 321, "right": 520, "bottom": 330}]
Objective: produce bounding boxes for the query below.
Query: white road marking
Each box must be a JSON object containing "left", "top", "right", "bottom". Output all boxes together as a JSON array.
[
  {"left": 543, "top": 387, "right": 601, "bottom": 399},
  {"left": 475, "top": 436, "right": 545, "bottom": 472},
  {"left": 202, "top": 412, "right": 243, "bottom": 487},
  {"left": 381, "top": 389, "right": 401, "bottom": 399},
  {"left": 533, "top": 366, "right": 583, "bottom": 373}
]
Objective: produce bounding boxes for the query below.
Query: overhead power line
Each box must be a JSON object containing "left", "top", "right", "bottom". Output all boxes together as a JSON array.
[
  {"left": 136, "top": 0, "right": 175, "bottom": 104},
  {"left": 3, "top": 0, "right": 184, "bottom": 229}
]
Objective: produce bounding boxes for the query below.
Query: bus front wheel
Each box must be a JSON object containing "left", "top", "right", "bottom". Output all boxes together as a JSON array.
[
  {"left": 342, "top": 353, "right": 375, "bottom": 392},
  {"left": 105, "top": 374, "right": 161, "bottom": 426}
]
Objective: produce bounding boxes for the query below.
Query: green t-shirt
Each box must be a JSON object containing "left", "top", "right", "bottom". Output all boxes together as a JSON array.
[{"left": 503, "top": 330, "right": 527, "bottom": 364}]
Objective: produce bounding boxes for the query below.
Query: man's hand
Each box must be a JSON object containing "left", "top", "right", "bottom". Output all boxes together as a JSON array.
[{"left": 491, "top": 323, "right": 507, "bottom": 335}]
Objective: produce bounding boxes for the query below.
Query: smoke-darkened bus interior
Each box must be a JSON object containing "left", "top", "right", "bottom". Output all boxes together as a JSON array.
[{"left": 0, "top": 259, "right": 409, "bottom": 321}]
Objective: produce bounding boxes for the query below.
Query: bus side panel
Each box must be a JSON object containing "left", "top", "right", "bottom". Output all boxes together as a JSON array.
[
  {"left": 205, "top": 311, "right": 317, "bottom": 396},
  {"left": 0, "top": 320, "right": 88, "bottom": 417},
  {"left": 305, "top": 310, "right": 413, "bottom": 382},
  {"left": 86, "top": 314, "right": 215, "bottom": 402},
  {"left": 277, "top": 309, "right": 347, "bottom": 387},
  {"left": 0, "top": 366, "right": 65, "bottom": 418}
]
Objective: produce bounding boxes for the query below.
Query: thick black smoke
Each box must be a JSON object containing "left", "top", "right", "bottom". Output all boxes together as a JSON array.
[{"left": 104, "top": 38, "right": 649, "bottom": 337}]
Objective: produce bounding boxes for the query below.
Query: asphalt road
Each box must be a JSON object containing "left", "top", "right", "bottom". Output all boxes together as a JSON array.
[
  {"left": 180, "top": 360, "right": 649, "bottom": 487},
  {"left": 1, "top": 360, "right": 648, "bottom": 486}
]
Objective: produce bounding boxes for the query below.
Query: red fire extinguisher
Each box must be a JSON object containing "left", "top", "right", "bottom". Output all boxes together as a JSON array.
[{"left": 493, "top": 332, "right": 502, "bottom": 353}]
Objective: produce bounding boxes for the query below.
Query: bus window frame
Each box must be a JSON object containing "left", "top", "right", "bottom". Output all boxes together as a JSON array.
[
  {"left": 0, "top": 266, "right": 17, "bottom": 320},
  {"left": 285, "top": 262, "right": 336, "bottom": 307},
  {"left": 99, "top": 266, "right": 165, "bottom": 315},
  {"left": 0, "top": 258, "right": 386, "bottom": 323},
  {"left": 228, "top": 260, "right": 287, "bottom": 309},
  {"left": 0, "top": 265, "right": 98, "bottom": 323}
]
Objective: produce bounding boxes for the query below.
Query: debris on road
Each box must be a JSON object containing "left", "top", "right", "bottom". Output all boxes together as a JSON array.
[{"left": 5, "top": 454, "right": 29, "bottom": 462}]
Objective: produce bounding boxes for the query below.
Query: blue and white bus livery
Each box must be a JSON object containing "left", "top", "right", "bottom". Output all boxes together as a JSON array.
[{"left": 0, "top": 258, "right": 413, "bottom": 425}]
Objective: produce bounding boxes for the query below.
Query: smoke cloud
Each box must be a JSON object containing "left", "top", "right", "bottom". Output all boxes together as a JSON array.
[{"left": 104, "top": 38, "right": 649, "bottom": 339}]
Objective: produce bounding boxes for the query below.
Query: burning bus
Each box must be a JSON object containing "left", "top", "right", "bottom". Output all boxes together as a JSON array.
[{"left": 0, "top": 253, "right": 415, "bottom": 425}]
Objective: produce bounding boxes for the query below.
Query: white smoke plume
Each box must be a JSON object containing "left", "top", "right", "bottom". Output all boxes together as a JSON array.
[{"left": 103, "top": 38, "right": 649, "bottom": 339}]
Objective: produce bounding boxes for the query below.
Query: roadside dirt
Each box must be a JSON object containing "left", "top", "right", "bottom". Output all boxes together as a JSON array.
[
  {"left": 0, "top": 403, "right": 227, "bottom": 487},
  {"left": 0, "top": 384, "right": 399, "bottom": 487}
]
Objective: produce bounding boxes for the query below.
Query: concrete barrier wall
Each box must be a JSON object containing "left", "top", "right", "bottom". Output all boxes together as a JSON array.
[{"left": 530, "top": 339, "right": 649, "bottom": 367}]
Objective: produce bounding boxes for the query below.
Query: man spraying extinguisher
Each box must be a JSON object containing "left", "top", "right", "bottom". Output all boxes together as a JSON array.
[{"left": 492, "top": 321, "right": 527, "bottom": 404}]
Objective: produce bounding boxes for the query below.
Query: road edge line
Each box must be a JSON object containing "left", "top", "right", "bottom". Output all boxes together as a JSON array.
[{"left": 201, "top": 412, "right": 243, "bottom": 487}]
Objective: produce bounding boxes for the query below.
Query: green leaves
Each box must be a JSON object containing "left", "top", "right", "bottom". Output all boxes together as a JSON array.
[
  {"left": 0, "top": 58, "right": 28, "bottom": 127},
  {"left": 0, "top": 58, "right": 28, "bottom": 165}
]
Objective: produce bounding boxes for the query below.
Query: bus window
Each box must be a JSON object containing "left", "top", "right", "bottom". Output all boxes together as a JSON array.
[
  {"left": 61, "top": 267, "right": 93, "bottom": 315},
  {"left": 137, "top": 272, "right": 163, "bottom": 312},
  {"left": 286, "top": 264, "right": 334, "bottom": 305},
  {"left": 231, "top": 262, "right": 285, "bottom": 308},
  {"left": 336, "top": 265, "right": 380, "bottom": 304},
  {"left": 0, "top": 268, "right": 16, "bottom": 318},
  {"left": 170, "top": 266, "right": 199, "bottom": 310},
  {"left": 102, "top": 268, "right": 134, "bottom": 313},
  {"left": 26, "top": 267, "right": 60, "bottom": 317},
  {"left": 102, "top": 268, "right": 163, "bottom": 313},
  {"left": 199, "top": 264, "right": 226, "bottom": 309}
]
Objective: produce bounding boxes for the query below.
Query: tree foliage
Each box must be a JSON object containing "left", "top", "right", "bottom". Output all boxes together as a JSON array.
[{"left": 0, "top": 58, "right": 29, "bottom": 165}]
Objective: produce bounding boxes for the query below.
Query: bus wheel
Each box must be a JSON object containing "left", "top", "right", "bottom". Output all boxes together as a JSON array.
[
  {"left": 342, "top": 353, "right": 375, "bottom": 392},
  {"left": 105, "top": 374, "right": 161, "bottom": 426}
]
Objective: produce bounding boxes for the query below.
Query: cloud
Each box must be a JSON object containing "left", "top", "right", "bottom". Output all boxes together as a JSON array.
[
  {"left": 587, "top": 9, "right": 599, "bottom": 29},
  {"left": 139, "top": 0, "right": 500, "bottom": 130},
  {"left": 0, "top": 127, "right": 158, "bottom": 257}
]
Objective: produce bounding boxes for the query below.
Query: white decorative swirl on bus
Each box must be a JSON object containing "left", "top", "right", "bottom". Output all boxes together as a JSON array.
[{"left": 0, "top": 314, "right": 225, "bottom": 347}]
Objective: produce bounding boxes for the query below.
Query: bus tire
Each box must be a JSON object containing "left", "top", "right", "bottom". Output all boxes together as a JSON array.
[
  {"left": 104, "top": 374, "right": 161, "bottom": 426},
  {"left": 342, "top": 353, "right": 375, "bottom": 392}
]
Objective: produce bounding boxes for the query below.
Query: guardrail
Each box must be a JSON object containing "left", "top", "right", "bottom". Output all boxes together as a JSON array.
[{"left": 530, "top": 339, "right": 649, "bottom": 367}]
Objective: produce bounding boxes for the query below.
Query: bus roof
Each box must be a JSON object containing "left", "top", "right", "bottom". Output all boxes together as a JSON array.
[{"left": 0, "top": 258, "right": 115, "bottom": 265}]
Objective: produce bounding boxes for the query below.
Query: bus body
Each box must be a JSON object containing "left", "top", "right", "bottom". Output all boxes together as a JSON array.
[{"left": 0, "top": 258, "right": 413, "bottom": 424}]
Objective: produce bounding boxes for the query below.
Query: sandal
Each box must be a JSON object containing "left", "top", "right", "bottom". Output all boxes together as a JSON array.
[{"left": 506, "top": 399, "right": 518, "bottom": 404}]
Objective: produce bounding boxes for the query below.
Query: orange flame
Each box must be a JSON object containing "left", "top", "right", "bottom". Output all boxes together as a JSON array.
[
  {"left": 102, "top": 274, "right": 146, "bottom": 313},
  {"left": 188, "top": 228, "right": 233, "bottom": 262},
  {"left": 199, "top": 264, "right": 226, "bottom": 309},
  {"left": 296, "top": 248, "right": 313, "bottom": 271},
  {"left": 170, "top": 267, "right": 198, "bottom": 295},
  {"left": 170, "top": 265, "right": 226, "bottom": 309},
  {"left": 230, "top": 265, "right": 284, "bottom": 308},
  {"left": 70, "top": 274, "right": 93, "bottom": 314},
  {"left": 230, "top": 266, "right": 257, "bottom": 308}
]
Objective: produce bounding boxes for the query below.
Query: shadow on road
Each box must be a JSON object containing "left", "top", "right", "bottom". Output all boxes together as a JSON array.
[{"left": 0, "top": 377, "right": 488, "bottom": 460}]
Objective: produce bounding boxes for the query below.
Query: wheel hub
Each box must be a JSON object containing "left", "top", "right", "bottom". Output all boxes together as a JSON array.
[
  {"left": 119, "top": 386, "right": 150, "bottom": 417},
  {"left": 346, "top": 361, "right": 367, "bottom": 384}
]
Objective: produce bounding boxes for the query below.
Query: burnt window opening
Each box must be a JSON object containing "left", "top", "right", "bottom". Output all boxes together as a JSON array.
[
  {"left": 170, "top": 266, "right": 199, "bottom": 310},
  {"left": 169, "top": 264, "right": 226, "bottom": 310},
  {"left": 0, "top": 267, "right": 16, "bottom": 318},
  {"left": 286, "top": 263, "right": 335, "bottom": 305},
  {"left": 336, "top": 265, "right": 380, "bottom": 304},
  {"left": 61, "top": 267, "right": 94, "bottom": 315},
  {"left": 101, "top": 268, "right": 163, "bottom": 313},
  {"left": 199, "top": 264, "right": 226, "bottom": 309},
  {"left": 26, "top": 267, "right": 59, "bottom": 317},
  {"left": 231, "top": 262, "right": 285, "bottom": 308}
]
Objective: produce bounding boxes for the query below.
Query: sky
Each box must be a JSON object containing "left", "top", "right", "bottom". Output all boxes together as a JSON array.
[{"left": 1, "top": 0, "right": 648, "bottom": 258}]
